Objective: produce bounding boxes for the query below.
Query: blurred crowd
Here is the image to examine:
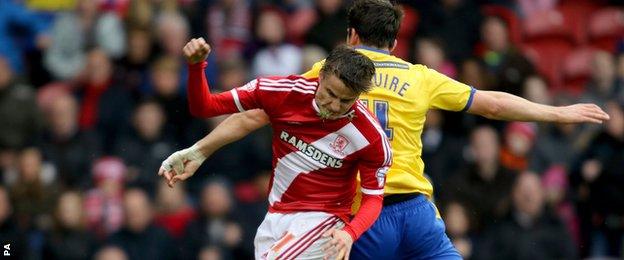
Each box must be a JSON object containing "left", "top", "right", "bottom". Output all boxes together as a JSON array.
[{"left": 0, "top": 0, "right": 622, "bottom": 259}]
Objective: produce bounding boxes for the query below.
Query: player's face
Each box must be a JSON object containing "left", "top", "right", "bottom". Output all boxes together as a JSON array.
[{"left": 316, "top": 73, "right": 359, "bottom": 120}]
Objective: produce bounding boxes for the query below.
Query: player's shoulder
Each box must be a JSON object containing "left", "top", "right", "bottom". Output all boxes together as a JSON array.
[{"left": 256, "top": 75, "right": 319, "bottom": 95}]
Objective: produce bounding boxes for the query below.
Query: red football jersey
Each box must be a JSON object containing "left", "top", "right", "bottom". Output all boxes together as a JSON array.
[{"left": 187, "top": 62, "right": 391, "bottom": 222}]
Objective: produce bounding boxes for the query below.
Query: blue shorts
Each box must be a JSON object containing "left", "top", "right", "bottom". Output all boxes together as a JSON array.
[{"left": 350, "top": 194, "right": 460, "bottom": 259}]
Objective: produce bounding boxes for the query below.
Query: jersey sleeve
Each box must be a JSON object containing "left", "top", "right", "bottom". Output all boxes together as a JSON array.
[
  {"left": 424, "top": 67, "right": 476, "bottom": 112},
  {"left": 357, "top": 136, "right": 391, "bottom": 196},
  {"left": 343, "top": 133, "right": 392, "bottom": 241},
  {"left": 187, "top": 61, "right": 265, "bottom": 117},
  {"left": 300, "top": 60, "right": 324, "bottom": 79}
]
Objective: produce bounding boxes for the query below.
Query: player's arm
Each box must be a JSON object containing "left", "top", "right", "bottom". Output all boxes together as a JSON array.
[
  {"left": 158, "top": 109, "right": 269, "bottom": 187},
  {"left": 467, "top": 90, "right": 610, "bottom": 123},
  {"left": 185, "top": 37, "right": 256, "bottom": 117},
  {"left": 425, "top": 68, "right": 610, "bottom": 124},
  {"left": 323, "top": 136, "right": 392, "bottom": 260}
]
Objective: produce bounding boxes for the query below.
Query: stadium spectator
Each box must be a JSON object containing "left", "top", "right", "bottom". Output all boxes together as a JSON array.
[
  {"left": 44, "top": 0, "right": 124, "bottom": 80},
  {"left": 84, "top": 157, "right": 126, "bottom": 240},
  {"left": 0, "top": 0, "right": 50, "bottom": 75},
  {"left": 442, "top": 126, "right": 516, "bottom": 232},
  {"left": 572, "top": 101, "right": 624, "bottom": 257},
  {"left": 40, "top": 93, "right": 102, "bottom": 189},
  {"left": 115, "top": 28, "right": 154, "bottom": 98},
  {"left": 42, "top": 191, "right": 97, "bottom": 259},
  {"left": 93, "top": 245, "right": 128, "bottom": 260},
  {"left": 458, "top": 57, "right": 494, "bottom": 91},
  {"left": 113, "top": 99, "right": 176, "bottom": 194},
  {"left": 478, "top": 16, "right": 535, "bottom": 96},
  {"left": 305, "top": 0, "right": 348, "bottom": 52},
  {"left": 155, "top": 11, "right": 189, "bottom": 58},
  {"left": 541, "top": 166, "right": 580, "bottom": 245},
  {"left": 0, "top": 56, "right": 43, "bottom": 161},
  {"left": 476, "top": 171, "right": 577, "bottom": 259},
  {"left": 443, "top": 201, "right": 475, "bottom": 259},
  {"left": 154, "top": 181, "right": 196, "bottom": 239},
  {"left": 107, "top": 188, "right": 175, "bottom": 260},
  {"left": 499, "top": 122, "right": 537, "bottom": 172},
  {"left": 422, "top": 109, "right": 467, "bottom": 192},
  {"left": 182, "top": 179, "right": 247, "bottom": 259},
  {"left": 198, "top": 245, "right": 225, "bottom": 260},
  {"left": 148, "top": 55, "right": 192, "bottom": 140},
  {"left": 417, "top": 0, "right": 483, "bottom": 63},
  {"left": 414, "top": 37, "right": 457, "bottom": 78},
  {"left": 581, "top": 51, "right": 621, "bottom": 109},
  {"left": 76, "top": 49, "right": 115, "bottom": 130},
  {"left": 521, "top": 75, "right": 551, "bottom": 105},
  {"left": 10, "top": 147, "right": 59, "bottom": 232},
  {"left": 215, "top": 57, "right": 248, "bottom": 91},
  {"left": 234, "top": 171, "right": 271, "bottom": 256},
  {"left": 251, "top": 8, "right": 302, "bottom": 77},
  {"left": 528, "top": 95, "right": 589, "bottom": 174},
  {"left": 205, "top": 0, "right": 251, "bottom": 59}
]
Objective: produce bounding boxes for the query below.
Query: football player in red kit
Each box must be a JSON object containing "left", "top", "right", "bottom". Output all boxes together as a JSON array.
[{"left": 159, "top": 39, "right": 391, "bottom": 260}]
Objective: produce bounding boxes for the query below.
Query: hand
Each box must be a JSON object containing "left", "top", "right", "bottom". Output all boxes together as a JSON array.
[
  {"left": 322, "top": 228, "right": 353, "bottom": 260},
  {"left": 158, "top": 145, "right": 207, "bottom": 188},
  {"left": 183, "top": 37, "right": 211, "bottom": 64},
  {"left": 557, "top": 104, "right": 610, "bottom": 124}
]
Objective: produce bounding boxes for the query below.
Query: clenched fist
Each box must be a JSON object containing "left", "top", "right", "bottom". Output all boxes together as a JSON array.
[{"left": 183, "top": 37, "right": 211, "bottom": 64}]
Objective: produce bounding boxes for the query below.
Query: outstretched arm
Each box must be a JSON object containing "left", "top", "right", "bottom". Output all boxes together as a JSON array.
[
  {"left": 158, "top": 109, "right": 270, "bottom": 187},
  {"left": 467, "top": 90, "right": 610, "bottom": 123}
]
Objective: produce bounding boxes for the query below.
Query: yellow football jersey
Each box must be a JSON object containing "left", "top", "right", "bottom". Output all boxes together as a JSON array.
[{"left": 302, "top": 46, "right": 475, "bottom": 198}]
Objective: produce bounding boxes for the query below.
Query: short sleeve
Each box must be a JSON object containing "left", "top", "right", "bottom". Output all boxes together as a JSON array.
[
  {"left": 425, "top": 68, "right": 476, "bottom": 112},
  {"left": 357, "top": 136, "right": 392, "bottom": 195}
]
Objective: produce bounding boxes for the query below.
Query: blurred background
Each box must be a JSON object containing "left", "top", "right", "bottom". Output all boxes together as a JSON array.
[{"left": 0, "top": 0, "right": 622, "bottom": 259}]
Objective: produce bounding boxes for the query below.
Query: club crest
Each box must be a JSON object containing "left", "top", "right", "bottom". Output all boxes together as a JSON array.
[{"left": 329, "top": 135, "right": 350, "bottom": 155}]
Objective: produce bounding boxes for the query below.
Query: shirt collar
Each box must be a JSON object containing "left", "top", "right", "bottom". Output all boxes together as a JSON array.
[{"left": 354, "top": 45, "right": 390, "bottom": 55}]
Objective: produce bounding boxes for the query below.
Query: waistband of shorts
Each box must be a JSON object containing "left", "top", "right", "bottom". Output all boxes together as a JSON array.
[{"left": 382, "top": 193, "right": 428, "bottom": 212}]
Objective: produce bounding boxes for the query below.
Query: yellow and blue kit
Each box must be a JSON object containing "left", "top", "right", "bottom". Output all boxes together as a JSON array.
[{"left": 303, "top": 46, "right": 475, "bottom": 259}]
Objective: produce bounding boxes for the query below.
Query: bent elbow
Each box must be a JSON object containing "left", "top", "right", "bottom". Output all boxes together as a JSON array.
[
  {"left": 188, "top": 104, "right": 213, "bottom": 118},
  {"left": 188, "top": 106, "right": 204, "bottom": 118}
]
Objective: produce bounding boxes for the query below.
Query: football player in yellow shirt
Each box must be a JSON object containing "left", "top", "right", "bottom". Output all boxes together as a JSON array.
[{"left": 159, "top": 0, "right": 609, "bottom": 259}]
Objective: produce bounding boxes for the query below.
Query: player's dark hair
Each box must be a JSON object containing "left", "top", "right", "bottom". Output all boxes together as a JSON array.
[
  {"left": 320, "top": 45, "right": 375, "bottom": 93},
  {"left": 348, "top": 0, "right": 403, "bottom": 49}
]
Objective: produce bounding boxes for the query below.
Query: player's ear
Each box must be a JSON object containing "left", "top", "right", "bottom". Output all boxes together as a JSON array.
[
  {"left": 347, "top": 28, "right": 359, "bottom": 46},
  {"left": 389, "top": 39, "right": 397, "bottom": 52}
]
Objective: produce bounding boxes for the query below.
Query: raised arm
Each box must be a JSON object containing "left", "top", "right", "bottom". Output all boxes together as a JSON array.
[
  {"left": 185, "top": 37, "right": 252, "bottom": 117},
  {"left": 467, "top": 90, "right": 610, "bottom": 123},
  {"left": 158, "top": 109, "right": 270, "bottom": 187}
]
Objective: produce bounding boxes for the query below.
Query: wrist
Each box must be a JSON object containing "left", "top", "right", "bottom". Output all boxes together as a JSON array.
[
  {"left": 188, "top": 144, "right": 208, "bottom": 162},
  {"left": 342, "top": 226, "right": 358, "bottom": 241},
  {"left": 188, "top": 61, "right": 207, "bottom": 69}
]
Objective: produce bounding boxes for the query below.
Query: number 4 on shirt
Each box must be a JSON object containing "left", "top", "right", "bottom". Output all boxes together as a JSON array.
[{"left": 360, "top": 99, "right": 393, "bottom": 140}]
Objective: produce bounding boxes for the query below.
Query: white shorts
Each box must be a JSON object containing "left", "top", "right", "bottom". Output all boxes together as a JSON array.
[{"left": 254, "top": 211, "right": 345, "bottom": 260}]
